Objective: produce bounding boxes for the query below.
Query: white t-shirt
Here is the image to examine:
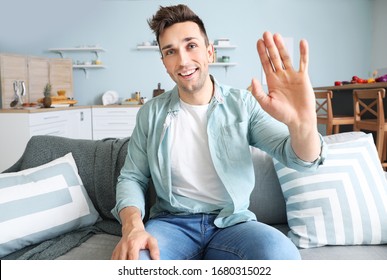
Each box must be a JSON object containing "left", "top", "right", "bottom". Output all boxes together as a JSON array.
[{"left": 169, "top": 99, "right": 230, "bottom": 208}]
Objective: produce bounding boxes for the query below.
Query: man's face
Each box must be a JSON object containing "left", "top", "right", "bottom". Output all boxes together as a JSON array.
[{"left": 159, "top": 21, "right": 213, "bottom": 95}]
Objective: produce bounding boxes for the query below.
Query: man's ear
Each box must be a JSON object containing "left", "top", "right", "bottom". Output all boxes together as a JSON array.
[{"left": 207, "top": 44, "right": 214, "bottom": 63}]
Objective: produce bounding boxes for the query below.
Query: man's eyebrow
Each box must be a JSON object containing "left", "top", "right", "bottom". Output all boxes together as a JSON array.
[
  {"left": 161, "top": 44, "right": 173, "bottom": 51},
  {"left": 183, "top": 36, "right": 198, "bottom": 43},
  {"left": 160, "top": 37, "right": 199, "bottom": 51}
]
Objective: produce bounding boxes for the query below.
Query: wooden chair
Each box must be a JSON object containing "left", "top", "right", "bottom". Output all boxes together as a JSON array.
[
  {"left": 353, "top": 88, "right": 387, "bottom": 167},
  {"left": 315, "top": 90, "right": 355, "bottom": 135}
]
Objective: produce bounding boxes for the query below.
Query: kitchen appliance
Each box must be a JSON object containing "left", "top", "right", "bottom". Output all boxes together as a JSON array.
[{"left": 10, "top": 80, "right": 26, "bottom": 107}]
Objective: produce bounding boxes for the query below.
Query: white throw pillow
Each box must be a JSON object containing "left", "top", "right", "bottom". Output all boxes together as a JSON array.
[
  {"left": 0, "top": 153, "right": 100, "bottom": 257},
  {"left": 274, "top": 132, "right": 387, "bottom": 248}
]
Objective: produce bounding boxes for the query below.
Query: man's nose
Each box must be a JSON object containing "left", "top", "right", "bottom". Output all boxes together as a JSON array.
[{"left": 177, "top": 49, "right": 190, "bottom": 65}]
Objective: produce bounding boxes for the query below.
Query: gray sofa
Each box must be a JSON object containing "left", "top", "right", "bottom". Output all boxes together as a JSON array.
[{"left": 2, "top": 134, "right": 387, "bottom": 260}]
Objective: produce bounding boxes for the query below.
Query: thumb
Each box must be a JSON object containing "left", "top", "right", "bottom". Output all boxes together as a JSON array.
[{"left": 251, "top": 78, "right": 269, "bottom": 107}]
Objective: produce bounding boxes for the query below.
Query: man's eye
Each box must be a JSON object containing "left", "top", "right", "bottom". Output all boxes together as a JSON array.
[
  {"left": 165, "top": 49, "right": 174, "bottom": 56},
  {"left": 188, "top": 44, "right": 197, "bottom": 49}
]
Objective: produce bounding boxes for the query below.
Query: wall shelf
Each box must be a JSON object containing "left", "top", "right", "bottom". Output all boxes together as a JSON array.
[
  {"left": 49, "top": 47, "right": 106, "bottom": 59},
  {"left": 73, "top": 65, "right": 106, "bottom": 78},
  {"left": 210, "top": 62, "right": 237, "bottom": 67},
  {"left": 213, "top": 45, "right": 237, "bottom": 49},
  {"left": 73, "top": 65, "right": 106, "bottom": 69},
  {"left": 49, "top": 47, "right": 106, "bottom": 78},
  {"left": 213, "top": 44, "right": 237, "bottom": 69},
  {"left": 136, "top": 45, "right": 159, "bottom": 51}
]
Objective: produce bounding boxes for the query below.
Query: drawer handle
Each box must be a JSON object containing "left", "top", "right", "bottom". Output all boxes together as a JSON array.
[
  {"left": 43, "top": 116, "right": 60, "bottom": 120},
  {"left": 107, "top": 111, "right": 126, "bottom": 114},
  {"left": 46, "top": 131, "right": 62, "bottom": 135}
]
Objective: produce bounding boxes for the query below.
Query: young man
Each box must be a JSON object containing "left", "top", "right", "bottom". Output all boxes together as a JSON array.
[{"left": 111, "top": 4, "right": 325, "bottom": 260}]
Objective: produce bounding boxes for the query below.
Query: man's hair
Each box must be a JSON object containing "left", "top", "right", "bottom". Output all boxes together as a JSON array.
[{"left": 148, "top": 4, "right": 209, "bottom": 47}]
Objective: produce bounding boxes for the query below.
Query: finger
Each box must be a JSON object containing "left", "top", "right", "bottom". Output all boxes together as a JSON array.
[
  {"left": 257, "top": 38, "right": 273, "bottom": 74},
  {"left": 112, "top": 245, "right": 130, "bottom": 260},
  {"left": 299, "top": 39, "right": 309, "bottom": 73},
  {"left": 111, "top": 248, "right": 120, "bottom": 260},
  {"left": 147, "top": 237, "right": 160, "bottom": 260},
  {"left": 273, "top": 33, "right": 293, "bottom": 70},
  {"left": 128, "top": 251, "right": 140, "bottom": 260},
  {"left": 251, "top": 78, "right": 269, "bottom": 107},
  {"left": 127, "top": 243, "right": 140, "bottom": 260},
  {"left": 262, "top": 31, "right": 283, "bottom": 72}
]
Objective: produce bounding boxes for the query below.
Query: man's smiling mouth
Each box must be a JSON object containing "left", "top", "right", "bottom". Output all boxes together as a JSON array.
[{"left": 179, "top": 68, "right": 198, "bottom": 78}]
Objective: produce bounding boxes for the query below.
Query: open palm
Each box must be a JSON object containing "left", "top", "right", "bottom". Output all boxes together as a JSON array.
[{"left": 251, "top": 32, "right": 316, "bottom": 128}]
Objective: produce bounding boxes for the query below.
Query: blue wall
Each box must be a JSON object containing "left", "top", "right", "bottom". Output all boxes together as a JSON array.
[{"left": 0, "top": 0, "right": 378, "bottom": 105}]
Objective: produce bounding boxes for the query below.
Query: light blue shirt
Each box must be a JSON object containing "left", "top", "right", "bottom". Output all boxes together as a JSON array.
[{"left": 112, "top": 77, "right": 326, "bottom": 228}]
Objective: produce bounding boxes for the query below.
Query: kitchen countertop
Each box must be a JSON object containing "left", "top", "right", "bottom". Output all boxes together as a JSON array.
[
  {"left": 0, "top": 106, "right": 91, "bottom": 114},
  {"left": 314, "top": 82, "right": 387, "bottom": 91},
  {"left": 0, "top": 104, "right": 142, "bottom": 113},
  {"left": 92, "top": 104, "right": 142, "bottom": 108}
]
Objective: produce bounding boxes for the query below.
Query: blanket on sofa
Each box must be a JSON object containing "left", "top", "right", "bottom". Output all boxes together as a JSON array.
[{"left": 1, "top": 135, "right": 129, "bottom": 260}]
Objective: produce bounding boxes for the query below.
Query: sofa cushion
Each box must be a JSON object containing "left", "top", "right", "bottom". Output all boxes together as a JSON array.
[
  {"left": 249, "top": 147, "right": 287, "bottom": 224},
  {"left": 299, "top": 244, "right": 387, "bottom": 260},
  {"left": 4, "top": 135, "right": 130, "bottom": 221},
  {"left": 0, "top": 153, "right": 100, "bottom": 258},
  {"left": 274, "top": 132, "right": 387, "bottom": 248},
  {"left": 55, "top": 233, "right": 120, "bottom": 260}
]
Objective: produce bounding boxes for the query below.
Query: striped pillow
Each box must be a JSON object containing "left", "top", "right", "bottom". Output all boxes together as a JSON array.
[
  {"left": 0, "top": 153, "right": 100, "bottom": 257},
  {"left": 274, "top": 133, "right": 387, "bottom": 248}
]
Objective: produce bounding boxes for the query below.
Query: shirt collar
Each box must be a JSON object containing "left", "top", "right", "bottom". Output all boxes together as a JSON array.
[
  {"left": 211, "top": 75, "right": 224, "bottom": 104},
  {"left": 167, "top": 75, "right": 224, "bottom": 114}
]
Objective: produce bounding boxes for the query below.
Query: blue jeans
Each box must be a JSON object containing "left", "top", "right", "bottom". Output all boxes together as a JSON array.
[{"left": 139, "top": 214, "right": 301, "bottom": 260}]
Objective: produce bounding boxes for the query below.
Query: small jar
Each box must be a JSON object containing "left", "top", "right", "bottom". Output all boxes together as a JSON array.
[
  {"left": 135, "top": 92, "right": 141, "bottom": 101},
  {"left": 222, "top": 56, "right": 230, "bottom": 63},
  {"left": 213, "top": 49, "right": 218, "bottom": 63},
  {"left": 140, "top": 97, "right": 148, "bottom": 104}
]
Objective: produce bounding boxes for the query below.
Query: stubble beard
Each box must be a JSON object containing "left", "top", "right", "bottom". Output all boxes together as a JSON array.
[{"left": 176, "top": 67, "right": 209, "bottom": 96}]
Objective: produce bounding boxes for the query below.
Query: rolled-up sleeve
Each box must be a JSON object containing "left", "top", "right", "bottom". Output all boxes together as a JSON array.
[{"left": 283, "top": 133, "right": 327, "bottom": 172}]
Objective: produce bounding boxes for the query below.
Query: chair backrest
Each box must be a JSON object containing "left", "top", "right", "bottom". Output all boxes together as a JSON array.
[
  {"left": 315, "top": 90, "right": 333, "bottom": 119},
  {"left": 353, "top": 88, "right": 386, "bottom": 127}
]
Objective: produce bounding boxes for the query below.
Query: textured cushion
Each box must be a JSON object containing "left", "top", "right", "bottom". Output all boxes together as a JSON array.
[
  {"left": 5, "top": 135, "right": 130, "bottom": 221},
  {"left": 274, "top": 132, "right": 387, "bottom": 248},
  {"left": 249, "top": 147, "right": 287, "bottom": 224},
  {"left": 0, "top": 153, "right": 100, "bottom": 257},
  {"left": 56, "top": 233, "right": 121, "bottom": 260}
]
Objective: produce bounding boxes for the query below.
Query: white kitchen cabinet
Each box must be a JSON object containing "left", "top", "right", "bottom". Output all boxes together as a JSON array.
[
  {"left": 92, "top": 106, "right": 140, "bottom": 140},
  {"left": 0, "top": 107, "right": 92, "bottom": 172},
  {"left": 66, "top": 108, "right": 92, "bottom": 139}
]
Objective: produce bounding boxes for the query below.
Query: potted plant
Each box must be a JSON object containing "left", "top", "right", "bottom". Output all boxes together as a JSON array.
[{"left": 43, "top": 83, "right": 52, "bottom": 108}]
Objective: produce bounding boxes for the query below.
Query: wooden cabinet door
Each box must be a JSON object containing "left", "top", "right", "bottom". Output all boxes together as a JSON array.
[
  {"left": 1, "top": 54, "right": 73, "bottom": 108},
  {"left": 0, "top": 54, "right": 28, "bottom": 108},
  {"left": 27, "top": 57, "right": 49, "bottom": 104},
  {"left": 49, "top": 58, "right": 73, "bottom": 98}
]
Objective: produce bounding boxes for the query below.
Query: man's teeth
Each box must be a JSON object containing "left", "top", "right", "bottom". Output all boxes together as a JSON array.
[{"left": 180, "top": 69, "right": 196, "bottom": 76}]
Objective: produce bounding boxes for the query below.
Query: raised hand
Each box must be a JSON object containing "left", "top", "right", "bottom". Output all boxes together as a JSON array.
[
  {"left": 251, "top": 31, "right": 316, "bottom": 128},
  {"left": 251, "top": 31, "right": 321, "bottom": 162}
]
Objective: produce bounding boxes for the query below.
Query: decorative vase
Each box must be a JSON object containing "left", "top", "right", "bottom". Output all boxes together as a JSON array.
[{"left": 43, "top": 96, "right": 52, "bottom": 108}]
